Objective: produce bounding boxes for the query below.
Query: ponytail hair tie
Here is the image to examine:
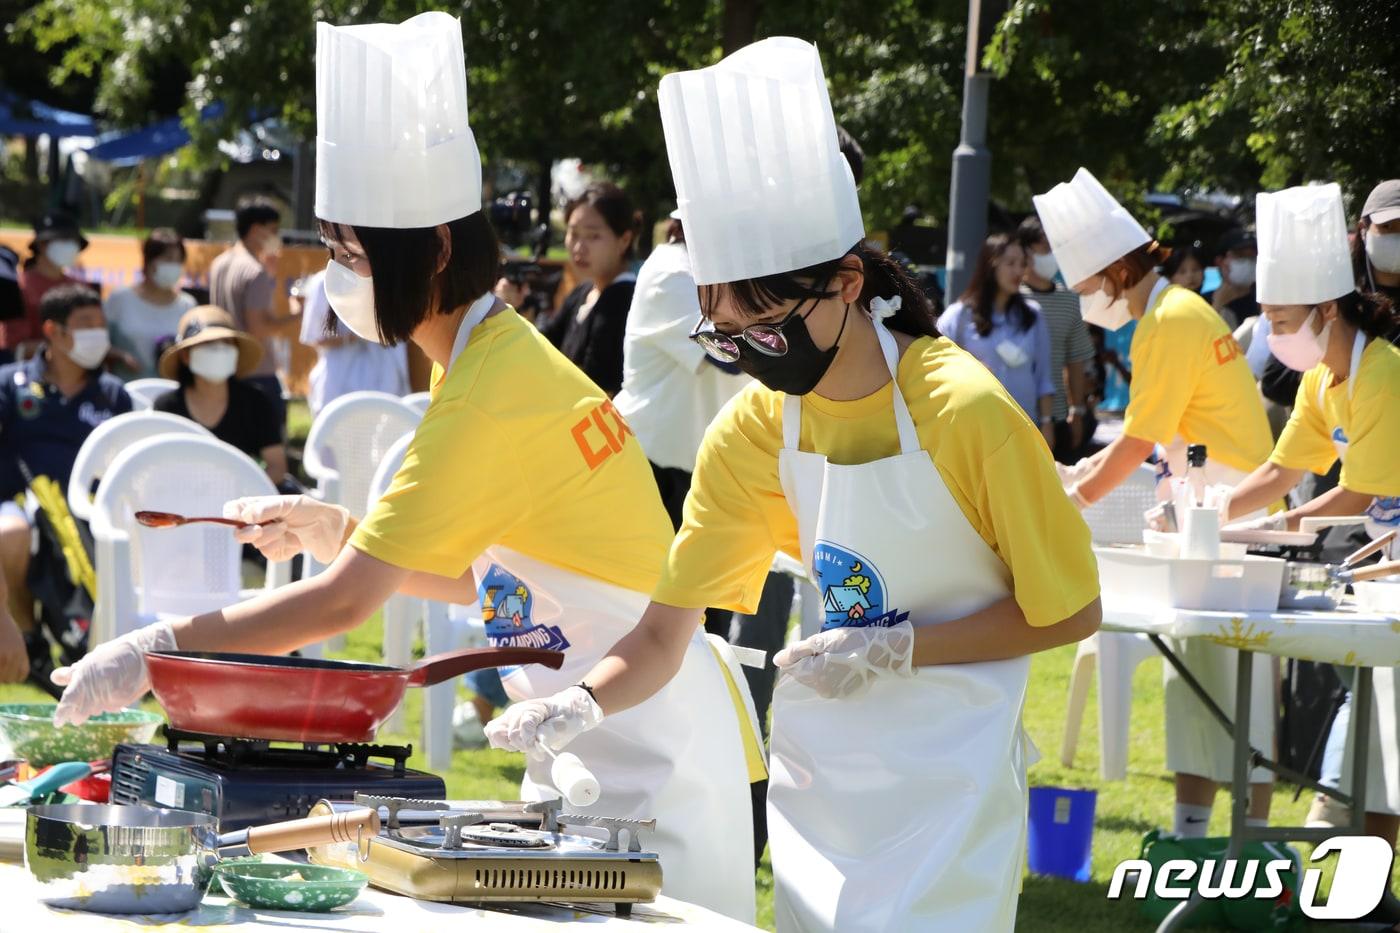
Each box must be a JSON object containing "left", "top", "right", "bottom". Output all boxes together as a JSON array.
[{"left": 869, "top": 295, "right": 902, "bottom": 321}]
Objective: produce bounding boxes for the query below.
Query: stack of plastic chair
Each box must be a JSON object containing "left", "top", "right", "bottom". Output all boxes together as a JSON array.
[
  {"left": 89, "top": 435, "right": 292, "bottom": 649},
  {"left": 368, "top": 432, "right": 472, "bottom": 768},
  {"left": 402, "top": 391, "right": 432, "bottom": 415},
  {"left": 1061, "top": 462, "right": 1161, "bottom": 780},
  {"left": 302, "top": 392, "right": 421, "bottom": 654},
  {"left": 123, "top": 378, "right": 179, "bottom": 412},
  {"left": 68, "top": 412, "right": 212, "bottom": 523}
]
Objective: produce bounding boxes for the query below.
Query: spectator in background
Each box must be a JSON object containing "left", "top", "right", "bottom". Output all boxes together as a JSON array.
[
  {"left": 1018, "top": 216, "right": 1097, "bottom": 462},
  {"left": 154, "top": 305, "right": 295, "bottom": 492},
  {"left": 938, "top": 233, "right": 1056, "bottom": 446},
  {"left": 297, "top": 269, "right": 410, "bottom": 416},
  {"left": 1356, "top": 178, "right": 1400, "bottom": 312},
  {"left": 0, "top": 285, "right": 131, "bottom": 684},
  {"left": 1204, "top": 228, "right": 1259, "bottom": 330},
  {"left": 209, "top": 197, "right": 295, "bottom": 429},
  {"left": 1163, "top": 245, "right": 1207, "bottom": 294},
  {"left": 104, "top": 228, "right": 198, "bottom": 378},
  {"left": 0, "top": 245, "right": 21, "bottom": 367},
  {"left": 5, "top": 213, "right": 90, "bottom": 363},
  {"left": 539, "top": 182, "right": 639, "bottom": 395}
]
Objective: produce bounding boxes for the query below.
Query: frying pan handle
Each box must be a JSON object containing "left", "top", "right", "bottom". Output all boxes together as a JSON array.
[
  {"left": 1347, "top": 559, "right": 1400, "bottom": 584},
  {"left": 406, "top": 647, "right": 566, "bottom": 687},
  {"left": 223, "top": 807, "right": 382, "bottom": 857}
]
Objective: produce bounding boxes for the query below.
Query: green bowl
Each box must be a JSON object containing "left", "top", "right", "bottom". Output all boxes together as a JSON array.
[
  {"left": 0, "top": 704, "right": 163, "bottom": 767},
  {"left": 214, "top": 862, "right": 368, "bottom": 912}
]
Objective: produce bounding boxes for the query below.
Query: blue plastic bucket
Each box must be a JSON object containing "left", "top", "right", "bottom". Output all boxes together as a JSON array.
[{"left": 1027, "top": 786, "right": 1097, "bottom": 882}]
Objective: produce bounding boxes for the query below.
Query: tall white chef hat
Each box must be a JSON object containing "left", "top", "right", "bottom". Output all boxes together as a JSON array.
[
  {"left": 315, "top": 12, "right": 482, "bottom": 229},
  {"left": 658, "top": 37, "right": 864, "bottom": 287},
  {"left": 1033, "top": 167, "right": 1151, "bottom": 288},
  {"left": 1256, "top": 183, "right": 1354, "bottom": 305}
]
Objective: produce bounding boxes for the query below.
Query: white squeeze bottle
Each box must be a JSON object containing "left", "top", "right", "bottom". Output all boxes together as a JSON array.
[{"left": 1185, "top": 444, "right": 1209, "bottom": 507}]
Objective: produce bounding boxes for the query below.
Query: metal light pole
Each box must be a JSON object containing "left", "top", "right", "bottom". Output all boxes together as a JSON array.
[{"left": 945, "top": 0, "right": 996, "bottom": 304}]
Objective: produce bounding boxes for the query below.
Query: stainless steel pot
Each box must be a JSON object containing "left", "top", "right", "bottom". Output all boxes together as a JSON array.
[{"left": 25, "top": 803, "right": 379, "bottom": 914}]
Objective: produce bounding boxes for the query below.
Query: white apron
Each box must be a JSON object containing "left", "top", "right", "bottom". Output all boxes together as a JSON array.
[
  {"left": 446, "top": 299, "right": 756, "bottom": 924},
  {"left": 1325, "top": 332, "right": 1400, "bottom": 814},
  {"left": 768, "top": 321, "right": 1030, "bottom": 933}
]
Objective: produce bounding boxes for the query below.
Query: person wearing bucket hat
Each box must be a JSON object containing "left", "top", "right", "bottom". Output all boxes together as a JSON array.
[
  {"left": 50, "top": 12, "right": 759, "bottom": 923},
  {"left": 1035, "top": 167, "right": 1277, "bottom": 840},
  {"left": 150, "top": 305, "right": 291, "bottom": 490},
  {"left": 2, "top": 213, "right": 90, "bottom": 362},
  {"left": 487, "top": 37, "right": 1101, "bottom": 932},
  {"left": 1220, "top": 184, "right": 1400, "bottom": 847}
]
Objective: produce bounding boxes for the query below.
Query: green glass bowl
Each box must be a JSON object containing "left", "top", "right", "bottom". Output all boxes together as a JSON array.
[
  {"left": 0, "top": 704, "right": 163, "bottom": 767},
  {"left": 214, "top": 862, "right": 368, "bottom": 912}
]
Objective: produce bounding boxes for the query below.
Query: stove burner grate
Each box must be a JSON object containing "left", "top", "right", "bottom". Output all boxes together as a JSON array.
[{"left": 161, "top": 726, "right": 413, "bottom": 775}]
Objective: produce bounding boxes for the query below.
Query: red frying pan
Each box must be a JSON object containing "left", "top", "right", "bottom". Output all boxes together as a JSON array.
[{"left": 145, "top": 647, "right": 563, "bottom": 743}]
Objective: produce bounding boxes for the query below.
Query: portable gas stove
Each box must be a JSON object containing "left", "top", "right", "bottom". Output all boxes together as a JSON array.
[
  {"left": 108, "top": 728, "right": 445, "bottom": 831},
  {"left": 307, "top": 794, "right": 662, "bottom": 916}
]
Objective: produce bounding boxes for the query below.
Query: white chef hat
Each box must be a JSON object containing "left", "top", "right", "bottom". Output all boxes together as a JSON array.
[
  {"left": 1256, "top": 183, "right": 1355, "bottom": 305},
  {"left": 658, "top": 37, "right": 864, "bottom": 287},
  {"left": 1032, "top": 167, "right": 1151, "bottom": 288},
  {"left": 315, "top": 12, "right": 482, "bottom": 229}
]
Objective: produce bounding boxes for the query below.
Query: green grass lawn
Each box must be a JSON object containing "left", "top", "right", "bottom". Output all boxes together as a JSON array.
[{"left": 3, "top": 620, "right": 1393, "bottom": 931}]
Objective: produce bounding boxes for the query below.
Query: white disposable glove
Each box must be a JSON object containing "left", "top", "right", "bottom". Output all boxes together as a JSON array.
[
  {"left": 224, "top": 495, "right": 350, "bottom": 563},
  {"left": 1223, "top": 512, "right": 1287, "bottom": 533},
  {"left": 484, "top": 686, "right": 605, "bottom": 754},
  {"left": 1056, "top": 459, "right": 1094, "bottom": 488},
  {"left": 773, "top": 620, "right": 916, "bottom": 699},
  {"left": 51, "top": 621, "right": 177, "bottom": 727}
]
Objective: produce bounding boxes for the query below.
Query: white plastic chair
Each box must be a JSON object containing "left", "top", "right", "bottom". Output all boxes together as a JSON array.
[
  {"left": 89, "top": 434, "right": 293, "bottom": 648},
  {"left": 368, "top": 432, "right": 471, "bottom": 769},
  {"left": 403, "top": 392, "right": 432, "bottom": 415},
  {"left": 303, "top": 392, "right": 422, "bottom": 523},
  {"left": 68, "top": 412, "right": 212, "bottom": 522},
  {"left": 124, "top": 378, "right": 179, "bottom": 411},
  {"left": 1062, "top": 462, "right": 1161, "bottom": 780}
]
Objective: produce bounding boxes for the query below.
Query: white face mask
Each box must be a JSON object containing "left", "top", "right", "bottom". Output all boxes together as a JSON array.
[
  {"left": 45, "top": 239, "right": 81, "bottom": 269},
  {"left": 1031, "top": 252, "right": 1059, "bottom": 281},
  {"left": 65, "top": 327, "right": 110, "bottom": 369},
  {"left": 1365, "top": 229, "right": 1400, "bottom": 274},
  {"left": 188, "top": 343, "right": 240, "bottom": 382},
  {"left": 150, "top": 261, "right": 184, "bottom": 289},
  {"left": 1226, "top": 257, "right": 1257, "bottom": 287},
  {"left": 1079, "top": 280, "right": 1133, "bottom": 331},
  {"left": 323, "top": 259, "right": 381, "bottom": 343},
  {"left": 1266, "top": 308, "right": 1331, "bottom": 372}
]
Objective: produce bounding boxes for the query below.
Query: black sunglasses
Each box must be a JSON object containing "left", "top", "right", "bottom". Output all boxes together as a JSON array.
[{"left": 689, "top": 298, "right": 819, "bottom": 363}]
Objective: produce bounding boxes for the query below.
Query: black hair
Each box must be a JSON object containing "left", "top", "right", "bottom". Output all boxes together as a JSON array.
[
  {"left": 959, "top": 233, "right": 1036, "bottom": 336},
  {"left": 1015, "top": 215, "right": 1047, "bottom": 251},
  {"left": 835, "top": 124, "right": 865, "bottom": 186},
  {"left": 235, "top": 198, "right": 281, "bottom": 239},
  {"left": 699, "top": 241, "right": 938, "bottom": 340},
  {"left": 39, "top": 283, "right": 102, "bottom": 326},
  {"left": 666, "top": 218, "right": 685, "bottom": 245},
  {"left": 318, "top": 211, "right": 501, "bottom": 346},
  {"left": 565, "top": 182, "right": 641, "bottom": 259},
  {"left": 1161, "top": 245, "right": 1206, "bottom": 280},
  {"left": 1333, "top": 289, "right": 1400, "bottom": 342},
  {"left": 142, "top": 227, "right": 186, "bottom": 267}
]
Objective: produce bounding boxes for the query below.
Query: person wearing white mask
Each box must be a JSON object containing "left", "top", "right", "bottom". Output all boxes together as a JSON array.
[
  {"left": 0, "top": 284, "right": 131, "bottom": 688},
  {"left": 49, "top": 13, "right": 759, "bottom": 924},
  {"left": 151, "top": 305, "right": 291, "bottom": 490},
  {"left": 5, "top": 213, "right": 90, "bottom": 364},
  {"left": 1204, "top": 227, "right": 1260, "bottom": 330},
  {"left": 1223, "top": 182, "right": 1400, "bottom": 849},
  {"left": 1039, "top": 168, "right": 1277, "bottom": 839},
  {"left": 105, "top": 228, "right": 198, "bottom": 377},
  {"left": 486, "top": 38, "right": 1102, "bottom": 932},
  {"left": 1355, "top": 179, "right": 1400, "bottom": 310}
]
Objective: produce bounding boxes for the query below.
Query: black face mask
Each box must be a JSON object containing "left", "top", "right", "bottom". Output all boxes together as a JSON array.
[{"left": 734, "top": 301, "right": 850, "bottom": 395}]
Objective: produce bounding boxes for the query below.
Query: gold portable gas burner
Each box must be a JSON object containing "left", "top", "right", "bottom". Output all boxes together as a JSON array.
[{"left": 307, "top": 794, "right": 662, "bottom": 916}]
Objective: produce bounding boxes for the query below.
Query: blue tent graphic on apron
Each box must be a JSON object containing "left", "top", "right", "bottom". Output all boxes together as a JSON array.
[
  {"left": 479, "top": 564, "right": 571, "bottom": 652},
  {"left": 811, "top": 541, "right": 909, "bottom": 630}
]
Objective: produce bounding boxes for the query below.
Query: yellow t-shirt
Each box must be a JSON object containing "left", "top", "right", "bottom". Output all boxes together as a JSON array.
[
  {"left": 1270, "top": 337, "right": 1400, "bottom": 496},
  {"left": 1122, "top": 284, "right": 1272, "bottom": 474},
  {"left": 654, "top": 336, "right": 1100, "bottom": 628},
  {"left": 351, "top": 309, "right": 673, "bottom": 592}
]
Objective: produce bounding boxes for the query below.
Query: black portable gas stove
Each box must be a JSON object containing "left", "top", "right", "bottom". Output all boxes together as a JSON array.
[{"left": 109, "top": 727, "right": 445, "bottom": 831}]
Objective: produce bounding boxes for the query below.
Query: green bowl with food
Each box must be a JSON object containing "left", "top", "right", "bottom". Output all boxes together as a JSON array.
[
  {"left": 0, "top": 704, "right": 163, "bottom": 767},
  {"left": 214, "top": 862, "right": 368, "bottom": 912}
]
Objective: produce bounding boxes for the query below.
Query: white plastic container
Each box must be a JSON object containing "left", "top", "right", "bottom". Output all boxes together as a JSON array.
[
  {"left": 1096, "top": 547, "right": 1287, "bottom": 612},
  {"left": 1353, "top": 579, "right": 1400, "bottom": 614}
]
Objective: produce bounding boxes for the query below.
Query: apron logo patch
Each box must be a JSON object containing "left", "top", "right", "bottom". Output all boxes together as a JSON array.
[
  {"left": 479, "top": 564, "right": 571, "bottom": 651},
  {"left": 811, "top": 541, "right": 908, "bottom": 631},
  {"left": 1367, "top": 496, "right": 1399, "bottom": 527}
]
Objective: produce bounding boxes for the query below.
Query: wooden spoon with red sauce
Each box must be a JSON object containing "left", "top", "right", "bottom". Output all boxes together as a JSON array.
[{"left": 135, "top": 510, "right": 251, "bottom": 529}]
